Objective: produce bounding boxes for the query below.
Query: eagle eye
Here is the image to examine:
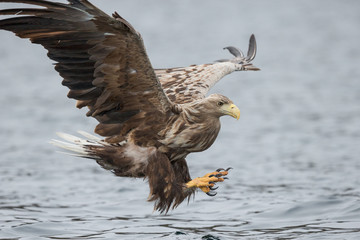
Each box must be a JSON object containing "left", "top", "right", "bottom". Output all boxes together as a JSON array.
[{"left": 217, "top": 101, "right": 224, "bottom": 106}]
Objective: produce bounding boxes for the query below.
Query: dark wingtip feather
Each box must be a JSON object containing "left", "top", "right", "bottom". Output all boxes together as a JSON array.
[
  {"left": 67, "top": 87, "right": 102, "bottom": 100},
  {"left": 223, "top": 46, "right": 244, "bottom": 58},
  {"left": 0, "top": 8, "right": 52, "bottom": 16},
  {"left": 0, "top": 0, "right": 67, "bottom": 8},
  {"left": 246, "top": 34, "right": 257, "bottom": 61}
]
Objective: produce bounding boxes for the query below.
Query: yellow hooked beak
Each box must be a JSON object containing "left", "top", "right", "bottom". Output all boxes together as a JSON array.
[{"left": 221, "top": 103, "right": 240, "bottom": 120}]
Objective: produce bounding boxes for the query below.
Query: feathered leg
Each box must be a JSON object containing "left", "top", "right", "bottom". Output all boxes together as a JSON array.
[
  {"left": 146, "top": 152, "right": 194, "bottom": 213},
  {"left": 171, "top": 158, "right": 196, "bottom": 200}
]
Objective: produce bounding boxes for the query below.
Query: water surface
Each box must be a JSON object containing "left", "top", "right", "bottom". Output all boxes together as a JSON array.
[{"left": 1, "top": 0, "right": 360, "bottom": 239}]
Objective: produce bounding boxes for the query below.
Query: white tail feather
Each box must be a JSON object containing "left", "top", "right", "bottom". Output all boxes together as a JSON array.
[
  {"left": 50, "top": 139, "right": 88, "bottom": 155},
  {"left": 54, "top": 150, "right": 90, "bottom": 158},
  {"left": 77, "top": 130, "right": 102, "bottom": 142},
  {"left": 49, "top": 131, "right": 105, "bottom": 159}
]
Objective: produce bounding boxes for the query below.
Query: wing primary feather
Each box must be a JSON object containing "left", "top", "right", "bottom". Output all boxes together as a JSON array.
[
  {"left": 246, "top": 34, "right": 257, "bottom": 61},
  {"left": 0, "top": 8, "right": 53, "bottom": 16},
  {"left": 0, "top": 0, "right": 67, "bottom": 8},
  {"left": 223, "top": 46, "right": 244, "bottom": 58}
]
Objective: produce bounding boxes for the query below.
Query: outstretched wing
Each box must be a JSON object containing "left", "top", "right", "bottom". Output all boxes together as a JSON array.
[
  {"left": 156, "top": 34, "right": 259, "bottom": 104},
  {"left": 0, "top": 0, "right": 173, "bottom": 143}
]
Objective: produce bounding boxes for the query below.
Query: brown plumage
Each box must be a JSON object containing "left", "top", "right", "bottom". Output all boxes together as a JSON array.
[{"left": 0, "top": 0, "right": 259, "bottom": 213}]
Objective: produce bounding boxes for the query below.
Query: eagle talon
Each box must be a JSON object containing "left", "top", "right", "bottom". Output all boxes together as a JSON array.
[
  {"left": 206, "top": 191, "right": 217, "bottom": 197},
  {"left": 185, "top": 167, "right": 231, "bottom": 197}
]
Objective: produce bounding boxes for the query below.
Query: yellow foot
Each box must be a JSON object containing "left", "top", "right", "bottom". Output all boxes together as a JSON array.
[{"left": 185, "top": 167, "right": 232, "bottom": 196}]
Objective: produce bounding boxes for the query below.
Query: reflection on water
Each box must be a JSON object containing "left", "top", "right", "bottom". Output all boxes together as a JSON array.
[{"left": 1, "top": 0, "right": 360, "bottom": 239}]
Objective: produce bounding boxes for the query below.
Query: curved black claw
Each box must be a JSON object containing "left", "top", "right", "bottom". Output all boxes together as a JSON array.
[
  {"left": 223, "top": 177, "right": 229, "bottom": 180},
  {"left": 215, "top": 167, "right": 233, "bottom": 173},
  {"left": 209, "top": 185, "right": 219, "bottom": 191},
  {"left": 206, "top": 191, "right": 217, "bottom": 197}
]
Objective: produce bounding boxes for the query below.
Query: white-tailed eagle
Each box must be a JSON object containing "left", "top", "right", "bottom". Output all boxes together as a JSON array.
[{"left": 0, "top": 0, "right": 259, "bottom": 213}]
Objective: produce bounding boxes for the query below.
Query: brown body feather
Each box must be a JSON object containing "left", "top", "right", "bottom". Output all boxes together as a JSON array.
[{"left": 0, "top": 0, "right": 257, "bottom": 213}]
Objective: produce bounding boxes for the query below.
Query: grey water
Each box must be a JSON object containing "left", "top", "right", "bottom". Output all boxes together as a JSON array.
[{"left": 1, "top": 0, "right": 360, "bottom": 239}]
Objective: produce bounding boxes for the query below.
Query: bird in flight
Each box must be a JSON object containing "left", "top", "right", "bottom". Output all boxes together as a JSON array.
[{"left": 0, "top": 0, "right": 259, "bottom": 213}]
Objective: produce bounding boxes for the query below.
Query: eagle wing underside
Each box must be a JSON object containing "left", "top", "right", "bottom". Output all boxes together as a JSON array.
[{"left": 0, "top": 0, "right": 172, "bottom": 144}]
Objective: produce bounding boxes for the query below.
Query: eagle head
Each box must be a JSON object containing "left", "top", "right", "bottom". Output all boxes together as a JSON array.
[{"left": 206, "top": 94, "right": 240, "bottom": 120}]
